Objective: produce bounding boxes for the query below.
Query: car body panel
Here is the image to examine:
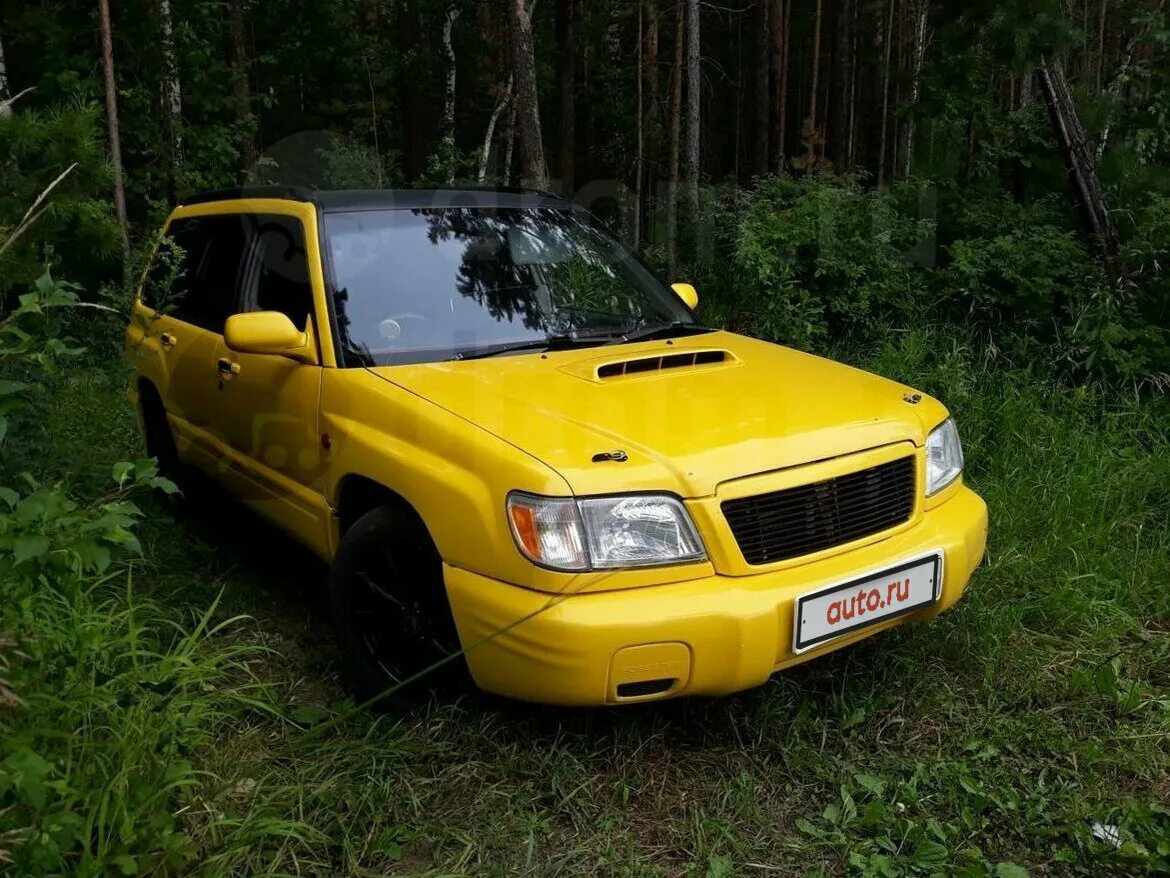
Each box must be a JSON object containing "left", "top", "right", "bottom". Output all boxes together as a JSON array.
[
  {"left": 446, "top": 484, "right": 988, "bottom": 705},
  {"left": 366, "top": 331, "right": 949, "bottom": 498}
]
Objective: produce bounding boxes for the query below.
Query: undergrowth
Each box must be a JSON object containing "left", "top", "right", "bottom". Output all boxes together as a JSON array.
[{"left": 2, "top": 325, "right": 1168, "bottom": 876}]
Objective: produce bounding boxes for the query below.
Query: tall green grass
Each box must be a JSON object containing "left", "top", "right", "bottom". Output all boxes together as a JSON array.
[{"left": 2, "top": 330, "right": 1168, "bottom": 876}]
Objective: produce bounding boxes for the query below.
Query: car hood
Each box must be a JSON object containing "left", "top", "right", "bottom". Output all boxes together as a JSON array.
[{"left": 366, "top": 331, "right": 948, "bottom": 497}]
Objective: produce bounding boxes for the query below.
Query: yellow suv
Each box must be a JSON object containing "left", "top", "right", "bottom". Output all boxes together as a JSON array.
[{"left": 127, "top": 187, "right": 988, "bottom": 706}]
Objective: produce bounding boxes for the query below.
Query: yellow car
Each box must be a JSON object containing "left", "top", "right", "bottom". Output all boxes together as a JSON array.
[{"left": 127, "top": 187, "right": 988, "bottom": 706}]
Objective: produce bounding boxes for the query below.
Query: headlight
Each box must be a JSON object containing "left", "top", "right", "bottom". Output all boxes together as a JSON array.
[
  {"left": 925, "top": 418, "right": 964, "bottom": 496},
  {"left": 507, "top": 492, "right": 706, "bottom": 572}
]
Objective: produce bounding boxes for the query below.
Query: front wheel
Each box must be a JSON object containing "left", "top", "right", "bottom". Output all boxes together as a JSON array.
[{"left": 329, "top": 505, "right": 467, "bottom": 704}]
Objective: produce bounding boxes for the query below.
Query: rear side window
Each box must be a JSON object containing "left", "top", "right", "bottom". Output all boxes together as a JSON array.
[
  {"left": 239, "top": 215, "right": 314, "bottom": 331},
  {"left": 154, "top": 215, "right": 250, "bottom": 333}
]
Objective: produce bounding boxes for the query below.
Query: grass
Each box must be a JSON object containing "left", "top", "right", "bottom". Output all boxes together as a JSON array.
[{"left": 2, "top": 329, "right": 1169, "bottom": 876}]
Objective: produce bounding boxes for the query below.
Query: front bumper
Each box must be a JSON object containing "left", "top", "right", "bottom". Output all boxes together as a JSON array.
[{"left": 445, "top": 485, "right": 988, "bottom": 706}]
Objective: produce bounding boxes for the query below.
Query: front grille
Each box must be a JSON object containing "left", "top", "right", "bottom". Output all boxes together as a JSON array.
[{"left": 722, "top": 456, "right": 916, "bottom": 565}]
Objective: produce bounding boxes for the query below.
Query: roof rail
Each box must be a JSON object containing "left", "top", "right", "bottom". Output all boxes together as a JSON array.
[{"left": 179, "top": 185, "right": 315, "bottom": 206}]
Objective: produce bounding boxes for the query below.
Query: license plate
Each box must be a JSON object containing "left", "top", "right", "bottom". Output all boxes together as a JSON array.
[{"left": 793, "top": 553, "right": 942, "bottom": 653}]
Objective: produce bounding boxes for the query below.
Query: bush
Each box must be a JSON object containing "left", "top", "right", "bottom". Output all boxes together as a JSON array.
[{"left": 731, "top": 174, "right": 933, "bottom": 350}]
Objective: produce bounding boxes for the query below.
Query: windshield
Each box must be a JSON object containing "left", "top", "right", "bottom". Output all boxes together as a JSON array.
[{"left": 323, "top": 207, "right": 698, "bottom": 365}]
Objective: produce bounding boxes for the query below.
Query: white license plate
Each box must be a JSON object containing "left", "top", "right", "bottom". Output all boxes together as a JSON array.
[{"left": 793, "top": 553, "right": 942, "bottom": 653}]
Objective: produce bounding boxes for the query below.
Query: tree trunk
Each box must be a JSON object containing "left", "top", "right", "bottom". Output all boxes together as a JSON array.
[
  {"left": 667, "top": 1, "right": 684, "bottom": 271},
  {"left": 828, "top": 0, "right": 851, "bottom": 165},
  {"left": 877, "top": 0, "right": 896, "bottom": 188},
  {"left": 768, "top": 0, "right": 784, "bottom": 169},
  {"left": 684, "top": 0, "right": 700, "bottom": 214},
  {"left": 159, "top": 0, "right": 183, "bottom": 190},
  {"left": 846, "top": 0, "right": 859, "bottom": 168},
  {"left": 897, "top": 0, "right": 927, "bottom": 179},
  {"left": 507, "top": 0, "right": 548, "bottom": 189},
  {"left": 558, "top": 0, "right": 580, "bottom": 191},
  {"left": 442, "top": 5, "right": 460, "bottom": 183},
  {"left": 504, "top": 100, "right": 517, "bottom": 185},
  {"left": 641, "top": 0, "right": 660, "bottom": 182},
  {"left": 0, "top": 18, "right": 10, "bottom": 101},
  {"left": 479, "top": 75, "right": 512, "bottom": 183},
  {"left": 753, "top": 0, "right": 770, "bottom": 176},
  {"left": 226, "top": 0, "right": 257, "bottom": 178},
  {"left": 98, "top": 0, "right": 129, "bottom": 262},
  {"left": 1037, "top": 58, "right": 1118, "bottom": 256},
  {"left": 1097, "top": 29, "right": 1141, "bottom": 161},
  {"left": 1096, "top": 0, "right": 1108, "bottom": 93},
  {"left": 776, "top": 0, "right": 791, "bottom": 170},
  {"left": 635, "top": 2, "right": 644, "bottom": 248},
  {"left": 806, "top": 0, "right": 824, "bottom": 141}
]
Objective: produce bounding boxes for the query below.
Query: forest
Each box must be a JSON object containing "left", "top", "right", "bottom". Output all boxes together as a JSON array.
[{"left": 2, "top": 0, "right": 1170, "bottom": 875}]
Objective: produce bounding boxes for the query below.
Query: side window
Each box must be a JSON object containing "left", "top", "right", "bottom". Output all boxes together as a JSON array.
[
  {"left": 142, "top": 218, "right": 207, "bottom": 313},
  {"left": 158, "top": 215, "right": 250, "bottom": 334},
  {"left": 239, "top": 214, "right": 314, "bottom": 331}
]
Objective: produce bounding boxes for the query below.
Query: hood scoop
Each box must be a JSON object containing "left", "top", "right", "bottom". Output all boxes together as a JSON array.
[{"left": 596, "top": 349, "right": 733, "bottom": 379}]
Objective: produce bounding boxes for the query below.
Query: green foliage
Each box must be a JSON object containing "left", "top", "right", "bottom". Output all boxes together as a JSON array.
[
  {"left": 941, "top": 196, "right": 1099, "bottom": 325},
  {"left": 0, "top": 270, "right": 88, "bottom": 447},
  {"left": 0, "top": 100, "right": 122, "bottom": 300},
  {"left": 731, "top": 175, "right": 931, "bottom": 349}
]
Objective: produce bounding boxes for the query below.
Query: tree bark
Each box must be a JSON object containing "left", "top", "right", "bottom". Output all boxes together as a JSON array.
[
  {"left": 667, "top": 1, "right": 684, "bottom": 271},
  {"left": 159, "top": 0, "right": 183, "bottom": 189},
  {"left": 558, "top": 0, "right": 580, "bottom": 191},
  {"left": 226, "top": 0, "right": 257, "bottom": 178},
  {"left": 442, "top": 5, "right": 460, "bottom": 183},
  {"left": 1037, "top": 58, "right": 1118, "bottom": 256},
  {"left": 507, "top": 0, "right": 548, "bottom": 189},
  {"left": 877, "top": 0, "right": 896, "bottom": 188},
  {"left": 828, "top": 0, "right": 851, "bottom": 165},
  {"left": 684, "top": 0, "right": 700, "bottom": 214},
  {"left": 98, "top": 0, "right": 130, "bottom": 262},
  {"left": 0, "top": 18, "right": 10, "bottom": 101},
  {"left": 753, "top": 0, "right": 770, "bottom": 176}
]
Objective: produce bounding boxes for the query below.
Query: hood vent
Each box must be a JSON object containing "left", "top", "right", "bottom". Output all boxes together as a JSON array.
[{"left": 597, "top": 349, "right": 730, "bottom": 379}]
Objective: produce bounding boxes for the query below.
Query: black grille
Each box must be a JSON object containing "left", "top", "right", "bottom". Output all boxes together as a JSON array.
[{"left": 722, "top": 456, "right": 916, "bottom": 565}]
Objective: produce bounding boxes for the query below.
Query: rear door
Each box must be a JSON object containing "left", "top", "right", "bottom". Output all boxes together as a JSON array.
[{"left": 135, "top": 213, "right": 251, "bottom": 470}]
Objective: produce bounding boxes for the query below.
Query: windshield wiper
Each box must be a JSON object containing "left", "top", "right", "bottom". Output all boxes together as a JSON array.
[
  {"left": 608, "top": 322, "right": 715, "bottom": 345},
  {"left": 455, "top": 331, "right": 615, "bottom": 361}
]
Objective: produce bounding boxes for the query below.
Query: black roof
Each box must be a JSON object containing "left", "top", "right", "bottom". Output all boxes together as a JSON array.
[{"left": 179, "top": 185, "right": 570, "bottom": 212}]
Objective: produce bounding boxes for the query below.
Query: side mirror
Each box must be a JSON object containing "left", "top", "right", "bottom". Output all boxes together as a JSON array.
[
  {"left": 224, "top": 311, "right": 314, "bottom": 362},
  {"left": 671, "top": 282, "right": 699, "bottom": 311}
]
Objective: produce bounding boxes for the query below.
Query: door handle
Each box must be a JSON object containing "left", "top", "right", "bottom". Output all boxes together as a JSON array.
[
  {"left": 217, "top": 358, "right": 241, "bottom": 376},
  {"left": 160, "top": 332, "right": 177, "bottom": 349}
]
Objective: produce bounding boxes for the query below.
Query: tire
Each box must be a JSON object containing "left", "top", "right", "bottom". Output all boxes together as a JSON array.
[
  {"left": 140, "top": 385, "right": 212, "bottom": 512},
  {"left": 330, "top": 505, "right": 468, "bottom": 704},
  {"left": 140, "top": 385, "right": 181, "bottom": 480}
]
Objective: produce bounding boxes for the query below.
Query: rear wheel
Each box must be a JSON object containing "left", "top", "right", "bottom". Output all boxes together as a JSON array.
[{"left": 330, "top": 505, "right": 467, "bottom": 704}]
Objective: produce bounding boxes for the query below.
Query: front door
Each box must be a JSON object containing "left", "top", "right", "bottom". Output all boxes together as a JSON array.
[{"left": 210, "top": 211, "right": 330, "bottom": 555}]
